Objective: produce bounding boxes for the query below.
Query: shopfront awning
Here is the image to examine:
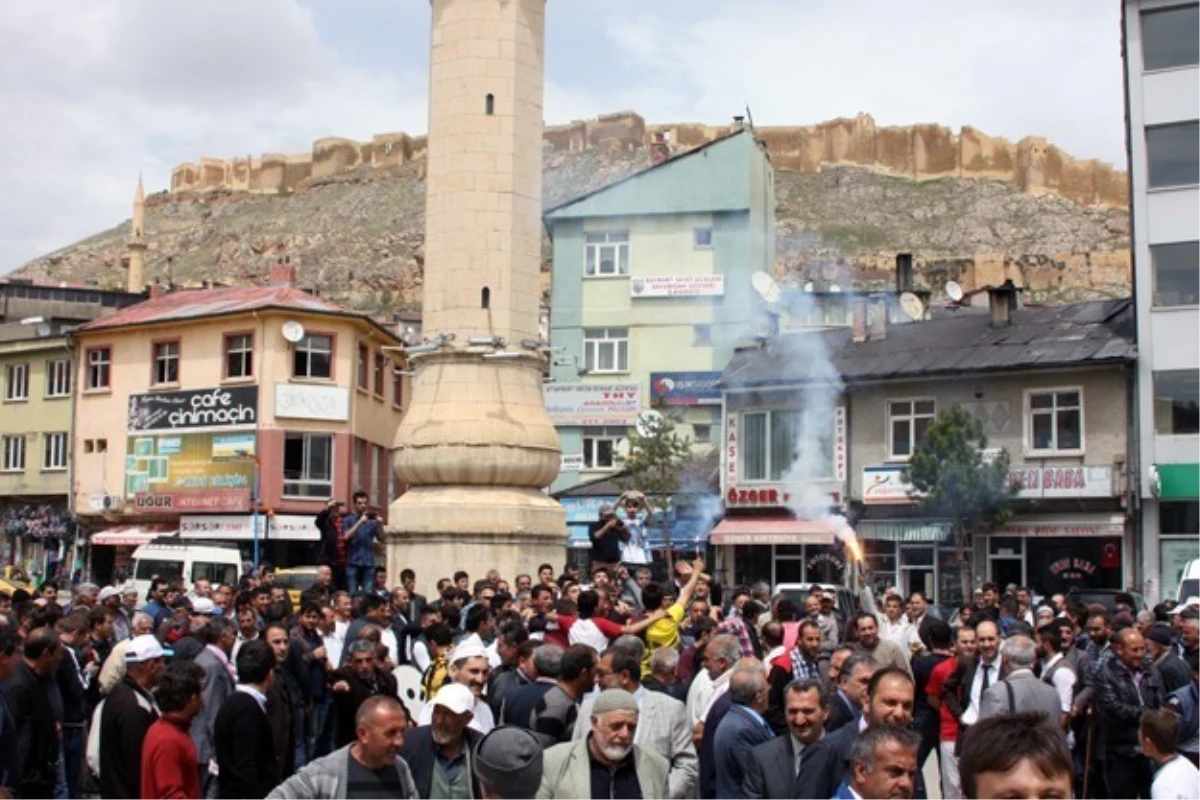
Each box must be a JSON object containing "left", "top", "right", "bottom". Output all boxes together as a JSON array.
[
  {"left": 1157, "top": 464, "right": 1199, "bottom": 500},
  {"left": 856, "top": 520, "right": 953, "bottom": 543},
  {"left": 1003, "top": 513, "right": 1126, "bottom": 538},
  {"left": 91, "top": 525, "right": 175, "bottom": 547},
  {"left": 710, "top": 518, "right": 836, "bottom": 546}
]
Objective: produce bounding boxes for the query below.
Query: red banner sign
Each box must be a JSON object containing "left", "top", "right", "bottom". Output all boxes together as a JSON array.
[{"left": 133, "top": 490, "right": 251, "bottom": 514}]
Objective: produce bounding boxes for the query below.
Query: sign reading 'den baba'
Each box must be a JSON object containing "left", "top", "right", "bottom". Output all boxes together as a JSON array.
[
  {"left": 275, "top": 383, "right": 350, "bottom": 422},
  {"left": 545, "top": 383, "right": 640, "bottom": 426},
  {"left": 630, "top": 275, "right": 725, "bottom": 298},
  {"left": 650, "top": 372, "right": 722, "bottom": 406},
  {"left": 863, "top": 463, "right": 1116, "bottom": 505},
  {"left": 128, "top": 386, "right": 258, "bottom": 433}
]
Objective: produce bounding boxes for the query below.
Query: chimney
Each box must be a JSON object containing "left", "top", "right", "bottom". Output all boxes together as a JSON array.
[
  {"left": 988, "top": 279, "right": 1020, "bottom": 327},
  {"left": 148, "top": 284, "right": 167, "bottom": 300},
  {"left": 867, "top": 293, "right": 888, "bottom": 340},
  {"left": 851, "top": 297, "right": 868, "bottom": 343},
  {"left": 650, "top": 132, "right": 670, "bottom": 166},
  {"left": 895, "top": 252, "right": 913, "bottom": 293},
  {"left": 269, "top": 256, "right": 297, "bottom": 286}
]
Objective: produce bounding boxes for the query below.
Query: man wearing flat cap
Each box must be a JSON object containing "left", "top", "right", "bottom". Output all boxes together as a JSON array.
[
  {"left": 474, "top": 727, "right": 544, "bottom": 799},
  {"left": 537, "top": 688, "right": 668, "bottom": 799},
  {"left": 1148, "top": 623, "right": 1192, "bottom": 694}
]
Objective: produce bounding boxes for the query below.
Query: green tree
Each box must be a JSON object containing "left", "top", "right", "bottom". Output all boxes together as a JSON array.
[
  {"left": 617, "top": 411, "right": 694, "bottom": 575},
  {"left": 904, "top": 405, "right": 1018, "bottom": 602}
]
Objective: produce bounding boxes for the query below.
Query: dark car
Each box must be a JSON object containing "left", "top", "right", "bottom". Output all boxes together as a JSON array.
[{"left": 1066, "top": 588, "right": 1148, "bottom": 614}]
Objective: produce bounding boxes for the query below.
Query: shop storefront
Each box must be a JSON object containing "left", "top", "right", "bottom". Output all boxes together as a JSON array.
[
  {"left": 710, "top": 517, "right": 846, "bottom": 587},
  {"left": 89, "top": 523, "right": 177, "bottom": 585},
  {"left": 855, "top": 520, "right": 967, "bottom": 607},
  {"left": 983, "top": 513, "right": 1128, "bottom": 595},
  {"left": 1154, "top": 464, "right": 1200, "bottom": 601}
]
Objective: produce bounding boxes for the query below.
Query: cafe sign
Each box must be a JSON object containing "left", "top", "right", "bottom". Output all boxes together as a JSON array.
[{"left": 128, "top": 386, "right": 258, "bottom": 434}]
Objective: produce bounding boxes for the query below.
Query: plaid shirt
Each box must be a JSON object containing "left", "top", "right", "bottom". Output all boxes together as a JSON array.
[
  {"left": 789, "top": 649, "right": 824, "bottom": 682},
  {"left": 717, "top": 616, "right": 757, "bottom": 660}
]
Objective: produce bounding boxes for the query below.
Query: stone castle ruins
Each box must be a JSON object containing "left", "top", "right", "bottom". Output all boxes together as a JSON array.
[{"left": 170, "top": 111, "right": 1128, "bottom": 210}]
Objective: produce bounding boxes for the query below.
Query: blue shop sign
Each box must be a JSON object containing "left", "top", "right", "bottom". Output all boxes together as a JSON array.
[{"left": 650, "top": 372, "right": 722, "bottom": 406}]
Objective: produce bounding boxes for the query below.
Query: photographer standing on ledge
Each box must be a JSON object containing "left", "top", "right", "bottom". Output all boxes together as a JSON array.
[
  {"left": 589, "top": 503, "right": 627, "bottom": 574},
  {"left": 343, "top": 492, "right": 381, "bottom": 595}
]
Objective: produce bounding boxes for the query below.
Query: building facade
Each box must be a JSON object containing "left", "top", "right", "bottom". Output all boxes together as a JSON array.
[
  {"left": 718, "top": 290, "right": 1137, "bottom": 605},
  {"left": 544, "top": 126, "right": 776, "bottom": 505},
  {"left": 1123, "top": 0, "right": 1200, "bottom": 602},
  {"left": 72, "top": 266, "right": 406, "bottom": 582}
]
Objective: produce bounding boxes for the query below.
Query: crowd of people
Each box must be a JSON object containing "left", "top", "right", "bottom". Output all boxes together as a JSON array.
[{"left": 0, "top": 517, "right": 1196, "bottom": 799}]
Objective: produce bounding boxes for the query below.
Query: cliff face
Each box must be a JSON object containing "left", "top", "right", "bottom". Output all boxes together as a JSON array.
[
  {"left": 171, "top": 111, "right": 1127, "bottom": 210},
  {"left": 15, "top": 112, "right": 1130, "bottom": 310}
]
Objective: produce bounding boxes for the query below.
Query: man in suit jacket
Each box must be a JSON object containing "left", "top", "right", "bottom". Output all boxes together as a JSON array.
[
  {"left": 573, "top": 648, "right": 699, "bottom": 798},
  {"left": 714, "top": 667, "right": 774, "bottom": 799},
  {"left": 978, "top": 635, "right": 1064, "bottom": 724},
  {"left": 5, "top": 628, "right": 61, "bottom": 799},
  {"left": 832, "top": 725, "right": 921, "bottom": 800},
  {"left": 825, "top": 653, "right": 878, "bottom": 733},
  {"left": 214, "top": 640, "right": 279, "bottom": 799},
  {"left": 190, "top": 616, "right": 236, "bottom": 793},
  {"left": 537, "top": 689, "right": 669, "bottom": 799},
  {"left": 397, "top": 684, "right": 485, "bottom": 799},
  {"left": 940, "top": 619, "right": 1002, "bottom": 748},
  {"left": 743, "top": 678, "right": 828, "bottom": 799}
]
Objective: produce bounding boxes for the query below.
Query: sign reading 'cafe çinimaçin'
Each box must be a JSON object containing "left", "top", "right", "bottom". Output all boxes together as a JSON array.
[{"left": 128, "top": 386, "right": 259, "bottom": 433}]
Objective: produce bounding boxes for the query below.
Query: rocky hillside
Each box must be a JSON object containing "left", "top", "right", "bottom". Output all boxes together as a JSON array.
[{"left": 13, "top": 141, "right": 1130, "bottom": 311}]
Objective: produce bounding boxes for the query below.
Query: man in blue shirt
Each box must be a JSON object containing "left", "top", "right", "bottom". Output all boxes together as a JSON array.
[{"left": 342, "top": 492, "right": 381, "bottom": 595}]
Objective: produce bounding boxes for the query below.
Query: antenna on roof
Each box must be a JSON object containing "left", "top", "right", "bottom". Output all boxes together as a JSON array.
[{"left": 744, "top": 104, "right": 754, "bottom": 129}]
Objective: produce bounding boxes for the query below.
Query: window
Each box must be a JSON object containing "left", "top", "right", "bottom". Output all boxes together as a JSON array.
[
  {"left": 294, "top": 334, "right": 333, "bottom": 379},
  {"left": 1141, "top": 5, "right": 1200, "bottom": 70},
  {"left": 2, "top": 436, "right": 25, "bottom": 472},
  {"left": 224, "top": 333, "right": 253, "bottom": 379},
  {"left": 152, "top": 341, "right": 180, "bottom": 385},
  {"left": 373, "top": 352, "right": 386, "bottom": 396},
  {"left": 693, "top": 227, "right": 713, "bottom": 248},
  {"left": 693, "top": 324, "right": 712, "bottom": 346},
  {"left": 584, "top": 231, "right": 630, "bottom": 276},
  {"left": 45, "top": 359, "right": 70, "bottom": 397},
  {"left": 392, "top": 362, "right": 404, "bottom": 408},
  {"left": 5, "top": 363, "right": 28, "bottom": 401},
  {"left": 83, "top": 440, "right": 94, "bottom": 454},
  {"left": 1147, "top": 122, "right": 1200, "bottom": 188},
  {"left": 583, "top": 427, "right": 625, "bottom": 469},
  {"left": 42, "top": 432, "right": 67, "bottom": 471},
  {"left": 1152, "top": 241, "right": 1200, "bottom": 306},
  {"left": 86, "top": 347, "right": 111, "bottom": 390},
  {"left": 742, "top": 409, "right": 834, "bottom": 481},
  {"left": 583, "top": 328, "right": 629, "bottom": 373},
  {"left": 1026, "top": 389, "right": 1083, "bottom": 454},
  {"left": 1154, "top": 369, "right": 1200, "bottom": 434},
  {"left": 96, "top": 438, "right": 108, "bottom": 453},
  {"left": 358, "top": 343, "right": 369, "bottom": 390},
  {"left": 693, "top": 424, "right": 712, "bottom": 444},
  {"left": 283, "top": 433, "right": 333, "bottom": 497},
  {"left": 888, "top": 399, "right": 936, "bottom": 460}
]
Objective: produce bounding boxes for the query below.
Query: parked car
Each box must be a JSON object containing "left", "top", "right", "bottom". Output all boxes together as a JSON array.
[
  {"left": 1066, "top": 587, "right": 1148, "bottom": 614},
  {"left": 1177, "top": 559, "right": 1199, "bottom": 604},
  {"left": 131, "top": 539, "right": 241, "bottom": 600},
  {"left": 774, "top": 582, "right": 860, "bottom": 622},
  {"left": 274, "top": 566, "right": 322, "bottom": 608}
]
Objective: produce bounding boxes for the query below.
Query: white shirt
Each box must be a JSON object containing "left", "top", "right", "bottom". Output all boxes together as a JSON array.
[
  {"left": 960, "top": 655, "right": 1000, "bottom": 726},
  {"left": 569, "top": 619, "right": 610, "bottom": 653},
  {"left": 323, "top": 629, "right": 344, "bottom": 669},
  {"left": 411, "top": 639, "right": 432, "bottom": 672},
  {"left": 381, "top": 626, "right": 399, "bottom": 667},
  {"left": 231, "top": 631, "right": 258, "bottom": 665},
  {"left": 417, "top": 693, "right": 495, "bottom": 734},
  {"left": 1151, "top": 755, "right": 1200, "bottom": 800},
  {"left": 1042, "top": 653, "right": 1076, "bottom": 713},
  {"left": 699, "top": 668, "right": 732, "bottom": 724},
  {"left": 879, "top": 616, "right": 918, "bottom": 652},
  {"left": 686, "top": 668, "right": 714, "bottom": 726}
]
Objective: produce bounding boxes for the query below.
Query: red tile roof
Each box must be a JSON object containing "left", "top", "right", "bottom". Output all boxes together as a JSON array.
[{"left": 78, "top": 284, "right": 395, "bottom": 339}]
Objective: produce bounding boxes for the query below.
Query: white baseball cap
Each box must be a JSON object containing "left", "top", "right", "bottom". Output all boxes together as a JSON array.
[
  {"left": 126, "top": 635, "right": 167, "bottom": 663},
  {"left": 191, "top": 597, "right": 217, "bottom": 615},
  {"left": 1169, "top": 597, "right": 1199, "bottom": 615},
  {"left": 97, "top": 586, "right": 121, "bottom": 602},
  {"left": 432, "top": 683, "right": 475, "bottom": 715}
]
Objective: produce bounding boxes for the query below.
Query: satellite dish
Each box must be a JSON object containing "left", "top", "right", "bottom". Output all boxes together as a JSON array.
[
  {"left": 615, "top": 438, "right": 631, "bottom": 459},
  {"left": 899, "top": 292, "right": 925, "bottom": 321},
  {"left": 803, "top": 281, "right": 814, "bottom": 293},
  {"left": 281, "top": 320, "right": 306, "bottom": 343},
  {"left": 751, "top": 272, "right": 782, "bottom": 305},
  {"left": 946, "top": 281, "right": 964, "bottom": 303},
  {"left": 635, "top": 409, "right": 664, "bottom": 437}
]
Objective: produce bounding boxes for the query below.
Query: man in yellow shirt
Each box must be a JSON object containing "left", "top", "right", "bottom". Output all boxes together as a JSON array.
[{"left": 641, "top": 558, "right": 705, "bottom": 671}]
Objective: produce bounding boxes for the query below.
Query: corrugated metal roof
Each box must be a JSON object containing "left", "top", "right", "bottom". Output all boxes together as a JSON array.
[
  {"left": 77, "top": 285, "right": 393, "bottom": 337},
  {"left": 723, "top": 298, "right": 1135, "bottom": 388}
]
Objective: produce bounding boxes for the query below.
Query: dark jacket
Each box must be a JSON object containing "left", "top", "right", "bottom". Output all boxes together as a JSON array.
[
  {"left": 1095, "top": 657, "right": 1164, "bottom": 755},
  {"left": 267, "top": 670, "right": 300, "bottom": 779},
  {"left": 56, "top": 647, "right": 88, "bottom": 726},
  {"left": 329, "top": 666, "right": 398, "bottom": 749},
  {"left": 396, "top": 725, "right": 484, "bottom": 799},
  {"left": 501, "top": 679, "right": 554, "bottom": 728},
  {"left": 713, "top": 705, "right": 774, "bottom": 799},
  {"left": 99, "top": 674, "right": 160, "bottom": 799},
  {"left": 824, "top": 689, "right": 860, "bottom": 733},
  {"left": 314, "top": 508, "right": 340, "bottom": 566},
  {"left": 213, "top": 690, "right": 278, "bottom": 799},
  {"left": 698, "top": 690, "right": 734, "bottom": 799},
  {"left": 1157, "top": 651, "right": 1192, "bottom": 695},
  {"left": 742, "top": 732, "right": 799, "bottom": 800},
  {"left": 486, "top": 664, "right": 531, "bottom": 720},
  {"left": 796, "top": 723, "right": 927, "bottom": 800},
  {"left": 4, "top": 662, "right": 58, "bottom": 798}
]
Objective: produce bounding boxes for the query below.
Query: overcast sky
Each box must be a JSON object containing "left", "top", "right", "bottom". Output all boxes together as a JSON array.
[{"left": 0, "top": 0, "right": 1125, "bottom": 273}]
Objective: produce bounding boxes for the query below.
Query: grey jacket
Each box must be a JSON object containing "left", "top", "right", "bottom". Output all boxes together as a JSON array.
[
  {"left": 537, "top": 737, "right": 669, "bottom": 800},
  {"left": 266, "top": 745, "right": 418, "bottom": 799},
  {"left": 190, "top": 646, "right": 234, "bottom": 770},
  {"left": 572, "top": 690, "right": 699, "bottom": 798},
  {"left": 978, "top": 669, "right": 1064, "bottom": 725}
]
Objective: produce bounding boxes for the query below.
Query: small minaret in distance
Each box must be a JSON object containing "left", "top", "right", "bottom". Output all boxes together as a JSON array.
[
  {"left": 126, "top": 177, "right": 147, "bottom": 293},
  {"left": 387, "top": 0, "right": 566, "bottom": 587}
]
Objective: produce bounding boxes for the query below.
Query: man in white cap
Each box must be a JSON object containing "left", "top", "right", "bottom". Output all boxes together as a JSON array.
[
  {"left": 99, "top": 634, "right": 166, "bottom": 798},
  {"left": 417, "top": 642, "right": 495, "bottom": 733},
  {"left": 99, "top": 585, "right": 132, "bottom": 643},
  {"left": 400, "top": 683, "right": 485, "bottom": 798},
  {"left": 538, "top": 688, "right": 669, "bottom": 799}
]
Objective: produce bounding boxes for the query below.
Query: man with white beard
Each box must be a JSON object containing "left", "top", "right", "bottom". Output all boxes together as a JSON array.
[
  {"left": 537, "top": 689, "right": 669, "bottom": 798},
  {"left": 397, "top": 683, "right": 486, "bottom": 798}
]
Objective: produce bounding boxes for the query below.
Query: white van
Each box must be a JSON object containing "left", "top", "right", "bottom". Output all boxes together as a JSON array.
[
  {"left": 1177, "top": 559, "right": 1200, "bottom": 604},
  {"left": 131, "top": 539, "right": 242, "bottom": 601}
]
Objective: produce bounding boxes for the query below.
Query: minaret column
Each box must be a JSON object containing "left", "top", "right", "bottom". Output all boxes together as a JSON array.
[{"left": 126, "top": 177, "right": 147, "bottom": 294}]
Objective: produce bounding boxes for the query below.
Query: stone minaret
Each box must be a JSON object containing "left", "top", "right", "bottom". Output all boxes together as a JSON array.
[
  {"left": 387, "top": 0, "right": 565, "bottom": 589},
  {"left": 126, "top": 177, "right": 147, "bottom": 293}
]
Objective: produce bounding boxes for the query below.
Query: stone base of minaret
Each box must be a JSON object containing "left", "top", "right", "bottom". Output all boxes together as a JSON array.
[{"left": 385, "top": 486, "right": 565, "bottom": 595}]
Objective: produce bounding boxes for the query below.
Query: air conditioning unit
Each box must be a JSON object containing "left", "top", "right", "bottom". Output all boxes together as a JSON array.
[{"left": 102, "top": 495, "right": 125, "bottom": 511}]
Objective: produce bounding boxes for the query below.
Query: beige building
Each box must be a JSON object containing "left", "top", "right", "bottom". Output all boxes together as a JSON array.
[{"left": 73, "top": 263, "right": 406, "bottom": 582}]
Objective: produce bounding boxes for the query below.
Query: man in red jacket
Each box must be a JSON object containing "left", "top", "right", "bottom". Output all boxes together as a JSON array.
[{"left": 141, "top": 660, "right": 205, "bottom": 799}]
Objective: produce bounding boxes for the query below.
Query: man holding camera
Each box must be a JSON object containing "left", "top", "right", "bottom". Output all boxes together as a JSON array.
[
  {"left": 589, "top": 503, "right": 626, "bottom": 574},
  {"left": 343, "top": 492, "right": 381, "bottom": 595}
]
